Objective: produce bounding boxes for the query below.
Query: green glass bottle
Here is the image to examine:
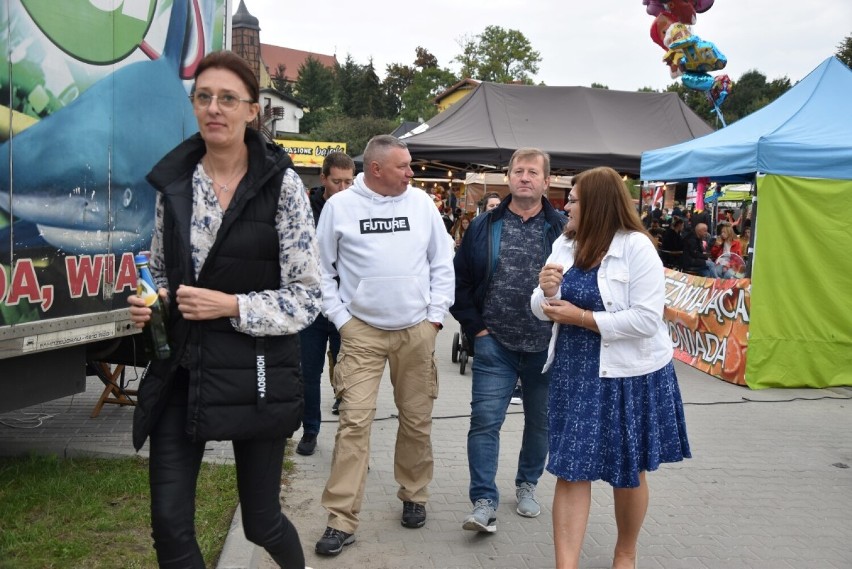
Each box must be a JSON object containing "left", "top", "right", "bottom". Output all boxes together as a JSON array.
[{"left": 134, "top": 254, "right": 171, "bottom": 360}]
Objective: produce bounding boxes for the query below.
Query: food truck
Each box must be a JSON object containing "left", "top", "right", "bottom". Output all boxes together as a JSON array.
[{"left": 1, "top": 0, "right": 230, "bottom": 411}]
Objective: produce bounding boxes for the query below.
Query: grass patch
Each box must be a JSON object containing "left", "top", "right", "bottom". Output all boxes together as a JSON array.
[{"left": 0, "top": 454, "right": 237, "bottom": 569}]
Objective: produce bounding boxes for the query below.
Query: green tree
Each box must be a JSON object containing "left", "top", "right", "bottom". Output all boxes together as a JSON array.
[
  {"left": 294, "top": 56, "right": 335, "bottom": 110},
  {"left": 270, "top": 63, "right": 293, "bottom": 96},
  {"left": 722, "top": 70, "right": 789, "bottom": 123},
  {"left": 299, "top": 106, "right": 334, "bottom": 135},
  {"left": 666, "top": 81, "right": 715, "bottom": 124},
  {"left": 836, "top": 33, "right": 852, "bottom": 67},
  {"left": 414, "top": 46, "right": 438, "bottom": 69},
  {"left": 590, "top": 82, "right": 609, "bottom": 89},
  {"left": 666, "top": 69, "right": 790, "bottom": 127},
  {"left": 383, "top": 62, "right": 416, "bottom": 119},
  {"left": 384, "top": 47, "right": 457, "bottom": 122},
  {"left": 723, "top": 70, "right": 768, "bottom": 121},
  {"left": 454, "top": 34, "right": 479, "bottom": 80},
  {"left": 334, "top": 55, "right": 365, "bottom": 118},
  {"left": 453, "top": 26, "right": 541, "bottom": 84},
  {"left": 328, "top": 57, "right": 389, "bottom": 119},
  {"left": 309, "top": 113, "right": 396, "bottom": 156},
  {"left": 765, "top": 76, "right": 792, "bottom": 102},
  {"left": 355, "top": 59, "right": 387, "bottom": 119},
  {"left": 400, "top": 66, "right": 457, "bottom": 122}
]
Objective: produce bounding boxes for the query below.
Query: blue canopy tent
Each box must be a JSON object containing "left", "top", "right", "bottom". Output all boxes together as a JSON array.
[
  {"left": 641, "top": 57, "right": 852, "bottom": 183},
  {"left": 640, "top": 57, "right": 852, "bottom": 390}
]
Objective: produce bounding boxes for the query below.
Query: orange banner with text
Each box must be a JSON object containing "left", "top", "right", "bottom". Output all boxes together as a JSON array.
[{"left": 663, "top": 269, "right": 750, "bottom": 386}]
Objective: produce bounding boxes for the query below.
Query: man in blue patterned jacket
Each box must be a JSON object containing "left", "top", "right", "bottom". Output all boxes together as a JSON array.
[{"left": 451, "top": 147, "right": 566, "bottom": 533}]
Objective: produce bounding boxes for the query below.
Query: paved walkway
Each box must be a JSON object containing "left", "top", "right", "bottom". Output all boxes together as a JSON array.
[
  {"left": 2, "top": 316, "right": 852, "bottom": 568},
  {"left": 265, "top": 318, "right": 852, "bottom": 569}
]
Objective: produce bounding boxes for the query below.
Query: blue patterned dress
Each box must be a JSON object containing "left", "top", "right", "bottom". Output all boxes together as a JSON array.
[{"left": 546, "top": 265, "right": 691, "bottom": 488}]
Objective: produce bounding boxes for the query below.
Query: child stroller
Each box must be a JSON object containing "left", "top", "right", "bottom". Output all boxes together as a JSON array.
[{"left": 451, "top": 327, "right": 474, "bottom": 374}]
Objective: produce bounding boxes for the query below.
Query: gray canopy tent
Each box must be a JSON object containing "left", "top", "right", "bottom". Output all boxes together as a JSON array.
[{"left": 401, "top": 82, "right": 714, "bottom": 175}]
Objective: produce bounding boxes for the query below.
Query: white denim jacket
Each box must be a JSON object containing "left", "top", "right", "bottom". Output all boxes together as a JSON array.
[{"left": 531, "top": 231, "right": 673, "bottom": 378}]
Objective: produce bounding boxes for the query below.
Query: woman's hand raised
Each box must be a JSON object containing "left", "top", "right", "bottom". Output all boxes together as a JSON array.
[{"left": 538, "top": 263, "right": 565, "bottom": 298}]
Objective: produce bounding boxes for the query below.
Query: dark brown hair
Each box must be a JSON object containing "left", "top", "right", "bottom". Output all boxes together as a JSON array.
[
  {"left": 568, "top": 167, "right": 652, "bottom": 270},
  {"left": 482, "top": 192, "right": 501, "bottom": 206},
  {"left": 194, "top": 51, "right": 259, "bottom": 103},
  {"left": 322, "top": 152, "right": 356, "bottom": 177}
]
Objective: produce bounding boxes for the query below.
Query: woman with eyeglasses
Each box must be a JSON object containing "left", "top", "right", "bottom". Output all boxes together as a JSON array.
[
  {"left": 531, "top": 167, "right": 690, "bottom": 569},
  {"left": 127, "top": 51, "right": 320, "bottom": 569}
]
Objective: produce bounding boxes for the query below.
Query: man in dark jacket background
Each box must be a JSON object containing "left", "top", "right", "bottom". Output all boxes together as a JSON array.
[
  {"left": 297, "top": 152, "right": 356, "bottom": 455},
  {"left": 682, "top": 222, "right": 716, "bottom": 276},
  {"left": 451, "top": 148, "right": 566, "bottom": 534},
  {"left": 660, "top": 217, "right": 686, "bottom": 268}
]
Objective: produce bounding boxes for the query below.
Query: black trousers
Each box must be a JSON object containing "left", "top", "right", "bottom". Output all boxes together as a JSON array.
[{"left": 148, "top": 377, "right": 305, "bottom": 568}]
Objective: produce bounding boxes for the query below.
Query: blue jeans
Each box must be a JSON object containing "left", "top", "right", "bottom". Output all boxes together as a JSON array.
[
  {"left": 703, "top": 259, "right": 719, "bottom": 278},
  {"left": 299, "top": 314, "right": 341, "bottom": 436},
  {"left": 467, "top": 334, "right": 550, "bottom": 507}
]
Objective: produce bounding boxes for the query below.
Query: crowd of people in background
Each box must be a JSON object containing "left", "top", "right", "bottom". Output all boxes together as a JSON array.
[
  {"left": 436, "top": 190, "right": 752, "bottom": 281},
  {"left": 643, "top": 201, "right": 751, "bottom": 277}
]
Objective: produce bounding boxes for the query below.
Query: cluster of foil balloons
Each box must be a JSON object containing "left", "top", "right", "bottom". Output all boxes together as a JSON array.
[{"left": 644, "top": 0, "right": 732, "bottom": 124}]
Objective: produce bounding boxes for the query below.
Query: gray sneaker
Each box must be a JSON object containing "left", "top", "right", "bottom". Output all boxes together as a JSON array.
[
  {"left": 462, "top": 498, "right": 497, "bottom": 533},
  {"left": 516, "top": 482, "right": 541, "bottom": 517}
]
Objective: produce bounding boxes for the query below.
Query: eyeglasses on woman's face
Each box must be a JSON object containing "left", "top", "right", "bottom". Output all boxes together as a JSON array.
[
  {"left": 190, "top": 92, "right": 254, "bottom": 112},
  {"left": 566, "top": 197, "right": 580, "bottom": 205}
]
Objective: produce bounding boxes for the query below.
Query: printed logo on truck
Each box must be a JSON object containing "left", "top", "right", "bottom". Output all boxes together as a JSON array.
[{"left": 22, "top": 0, "right": 157, "bottom": 64}]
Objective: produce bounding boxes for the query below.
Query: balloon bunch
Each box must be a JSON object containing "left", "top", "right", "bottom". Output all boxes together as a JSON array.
[{"left": 644, "top": 0, "right": 732, "bottom": 125}]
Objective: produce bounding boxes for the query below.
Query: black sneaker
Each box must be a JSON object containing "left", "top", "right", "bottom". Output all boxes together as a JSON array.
[
  {"left": 296, "top": 433, "right": 317, "bottom": 456},
  {"left": 331, "top": 398, "right": 341, "bottom": 415},
  {"left": 401, "top": 501, "right": 426, "bottom": 528},
  {"left": 315, "top": 526, "right": 355, "bottom": 556}
]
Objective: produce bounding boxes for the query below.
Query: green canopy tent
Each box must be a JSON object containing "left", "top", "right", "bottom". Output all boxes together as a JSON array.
[{"left": 641, "top": 57, "right": 852, "bottom": 389}]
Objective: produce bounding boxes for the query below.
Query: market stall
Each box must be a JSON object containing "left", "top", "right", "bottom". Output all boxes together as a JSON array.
[{"left": 641, "top": 57, "right": 852, "bottom": 389}]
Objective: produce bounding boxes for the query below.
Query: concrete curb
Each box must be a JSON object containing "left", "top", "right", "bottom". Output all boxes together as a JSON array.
[{"left": 216, "top": 506, "right": 260, "bottom": 569}]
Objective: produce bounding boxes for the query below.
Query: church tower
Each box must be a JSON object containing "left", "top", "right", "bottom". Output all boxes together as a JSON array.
[{"left": 231, "top": 0, "right": 261, "bottom": 86}]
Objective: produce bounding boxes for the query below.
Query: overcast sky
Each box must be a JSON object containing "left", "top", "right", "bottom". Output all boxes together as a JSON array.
[{"left": 241, "top": 0, "right": 850, "bottom": 92}]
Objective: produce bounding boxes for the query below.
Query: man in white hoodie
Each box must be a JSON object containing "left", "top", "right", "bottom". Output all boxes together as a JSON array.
[{"left": 314, "top": 135, "right": 455, "bottom": 557}]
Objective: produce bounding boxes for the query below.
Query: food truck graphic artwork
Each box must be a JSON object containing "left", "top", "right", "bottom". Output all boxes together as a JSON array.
[{"left": 1, "top": 0, "right": 229, "bottom": 410}]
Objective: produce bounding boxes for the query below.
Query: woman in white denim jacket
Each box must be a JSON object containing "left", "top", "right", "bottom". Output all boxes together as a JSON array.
[
  {"left": 531, "top": 230, "right": 673, "bottom": 378},
  {"left": 530, "top": 167, "right": 690, "bottom": 569}
]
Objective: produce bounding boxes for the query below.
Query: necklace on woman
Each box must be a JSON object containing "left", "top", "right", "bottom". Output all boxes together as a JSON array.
[{"left": 205, "top": 158, "right": 246, "bottom": 193}]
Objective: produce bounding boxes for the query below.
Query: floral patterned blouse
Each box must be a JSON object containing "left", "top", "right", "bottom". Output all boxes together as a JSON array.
[{"left": 148, "top": 163, "right": 321, "bottom": 336}]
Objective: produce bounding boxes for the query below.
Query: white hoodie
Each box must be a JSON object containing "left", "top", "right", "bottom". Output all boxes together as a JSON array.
[{"left": 316, "top": 173, "right": 455, "bottom": 330}]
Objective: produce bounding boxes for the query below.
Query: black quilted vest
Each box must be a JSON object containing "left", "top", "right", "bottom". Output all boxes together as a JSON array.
[{"left": 133, "top": 130, "right": 303, "bottom": 449}]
